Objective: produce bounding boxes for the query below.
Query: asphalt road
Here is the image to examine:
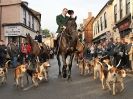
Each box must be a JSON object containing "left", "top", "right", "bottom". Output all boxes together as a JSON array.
[{"left": 0, "top": 57, "right": 133, "bottom": 99}]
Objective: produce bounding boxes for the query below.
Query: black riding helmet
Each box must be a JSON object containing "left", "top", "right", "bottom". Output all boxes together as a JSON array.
[{"left": 67, "top": 10, "right": 74, "bottom": 15}]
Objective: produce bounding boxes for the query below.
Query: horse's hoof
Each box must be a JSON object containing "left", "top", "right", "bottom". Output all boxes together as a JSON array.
[
  {"left": 63, "top": 73, "right": 67, "bottom": 78},
  {"left": 58, "top": 74, "right": 62, "bottom": 78}
]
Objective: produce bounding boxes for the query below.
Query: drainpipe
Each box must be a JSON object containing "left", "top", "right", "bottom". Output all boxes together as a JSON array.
[{"left": 0, "top": 0, "right": 2, "bottom": 40}]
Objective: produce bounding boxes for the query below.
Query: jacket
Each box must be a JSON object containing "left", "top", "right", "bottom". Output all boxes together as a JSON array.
[{"left": 56, "top": 14, "right": 69, "bottom": 33}]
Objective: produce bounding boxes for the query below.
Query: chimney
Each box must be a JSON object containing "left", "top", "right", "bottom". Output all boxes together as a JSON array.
[{"left": 88, "top": 12, "right": 92, "bottom": 17}]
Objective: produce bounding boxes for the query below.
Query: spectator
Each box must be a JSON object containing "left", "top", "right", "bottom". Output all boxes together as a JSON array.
[{"left": 128, "top": 37, "right": 133, "bottom": 71}]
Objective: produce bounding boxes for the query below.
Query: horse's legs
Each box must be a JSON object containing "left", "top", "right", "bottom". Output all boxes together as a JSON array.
[
  {"left": 62, "top": 54, "right": 67, "bottom": 78},
  {"left": 68, "top": 54, "right": 74, "bottom": 80},
  {"left": 57, "top": 54, "right": 61, "bottom": 76}
]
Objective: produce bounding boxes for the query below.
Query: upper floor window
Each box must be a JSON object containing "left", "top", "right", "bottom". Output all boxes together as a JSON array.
[
  {"left": 97, "top": 21, "right": 99, "bottom": 33},
  {"left": 23, "top": 9, "right": 26, "bottom": 25},
  {"left": 126, "top": 0, "right": 130, "bottom": 14},
  {"left": 104, "top": 12, "right": 107, "bottom": 28},
  {"left": 29, "top": 14, "right": 31, "bottom": 27},
  {"left": 32, "top": 16, "right": 34, "bottom": 30},
  {"left": 100, "top": 17, "right": 103, "bottom": 31},
  {"left": 120, "top": 0, "right": 123, "bottom": 19},
  {"left": 114, "top": 4, "right": 117, "bottom": 22}
]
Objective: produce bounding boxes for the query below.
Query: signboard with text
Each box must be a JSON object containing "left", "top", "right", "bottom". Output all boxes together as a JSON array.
[{"left": 4, "top": 26, "right": 21, "bottom": 36}]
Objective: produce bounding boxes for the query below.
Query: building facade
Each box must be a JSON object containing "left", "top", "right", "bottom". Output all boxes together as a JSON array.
[
  {"left": 83, "top": 12, "right": 94, "bottom": 43},
  {"left": 92, "top": 0, "right": 133, "bottom": 43},
  {"left": 93, "top": 0, "right": 114, "bottom": 43},
  {"left": 0, "top": 0, "right": 41, "bottom": 44},
  {"left": 113, "top": 0, "right": 133, "bottom": 38}
]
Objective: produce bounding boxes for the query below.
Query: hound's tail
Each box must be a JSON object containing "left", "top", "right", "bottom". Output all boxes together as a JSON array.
[{"left": 4, "top": 60, "right": 11, "bottom": 68}]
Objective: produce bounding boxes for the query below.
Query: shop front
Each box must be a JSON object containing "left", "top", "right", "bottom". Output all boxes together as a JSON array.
[
  {"left": 116, "top": 14, "right": 132, "bottom": 38},
  {"left": 92, "top": 33, "right": 107, "bottom": 43},
  {"left": 4, "top": 25, "right": 36, "bottom": 50}
]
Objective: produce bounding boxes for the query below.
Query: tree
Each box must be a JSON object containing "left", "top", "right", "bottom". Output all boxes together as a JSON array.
[{"left": 42, "top": 29, "right": 51, "bottom": 37}]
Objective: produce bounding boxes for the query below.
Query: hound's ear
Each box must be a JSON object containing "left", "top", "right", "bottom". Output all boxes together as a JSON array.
[{"left": 109, "top": 68, "right": 113, "bottom": 73}]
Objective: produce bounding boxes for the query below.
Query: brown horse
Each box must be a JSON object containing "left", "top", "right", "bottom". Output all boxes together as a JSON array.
[
  {"left": 75, "top": 40, "right": 85, "bottom": 66},
  {"left": 26, "top": 34, "right": 49, "bottom": 64},
  {"left": 57, "top": 18, "right": 78, "bottom": 80}
]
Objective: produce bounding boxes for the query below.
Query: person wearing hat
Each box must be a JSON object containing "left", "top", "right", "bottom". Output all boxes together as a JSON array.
[
  {"left": 55, "top": 8, "right": 69, "bottom": 54},
  {"left": 67, "top": 10, "right": 77, "bottom": 20},
  {"left": 56, "top": 8, "right": 69, "bottom": 34}
]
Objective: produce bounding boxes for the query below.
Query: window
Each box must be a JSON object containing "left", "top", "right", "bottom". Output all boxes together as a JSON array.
[
  {"left": 23, "top": 9, "right": 26, "bottom": 24},
  {"left": 97, "top": 21, "right": 99, "bottom": 33},
  {"left": 126, "top": 0, "right": 130, "bottom": 14},
  {"left": 32, "top": 16, "right": 34, "bottom": 30},
  {"left": 104, "top": 12, "right": 107, "bottom": 28},
  {"left": 114, "top": 4, "right": 117, "bottom": 22},
  {"left": 120, "top": 0, "right": 123, "bottom": 19},
  {"left": 29, "top": 14, "right": 31, "bottom": 27},
  {"left": 100, "top": 17, "right": 103, "bottom": 31}
]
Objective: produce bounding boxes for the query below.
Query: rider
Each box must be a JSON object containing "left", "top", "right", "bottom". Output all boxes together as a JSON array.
[
  {"left": 55, "top": 8, "right": 69, "bottom": 53},
  {"left": 35, "top": 31, "right": 43, "bottom": 49}
]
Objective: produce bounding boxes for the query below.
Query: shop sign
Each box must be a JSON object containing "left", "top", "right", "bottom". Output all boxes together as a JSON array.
[
  {"left": 118, "top": 22, "right": 130, "bottom": 32},
  {"left": 4, "top": 26, "right": 21, "bottom": 36}
]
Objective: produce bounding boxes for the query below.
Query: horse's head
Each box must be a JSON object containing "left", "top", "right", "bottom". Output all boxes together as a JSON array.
[
  {"left": 65, "top": 18, "right": 77, "bottom": 33},
  {"left": 26, "top": 33, "right": 32, "bottom": 44}
]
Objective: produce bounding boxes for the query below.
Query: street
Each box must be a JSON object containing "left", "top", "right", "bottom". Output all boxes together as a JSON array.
[{"left": 0, "top": 57, "right": 133, "bottom": 99}]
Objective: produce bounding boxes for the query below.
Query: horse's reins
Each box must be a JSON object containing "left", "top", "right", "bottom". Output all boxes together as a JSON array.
[{"left": 57, "top": 28, "right": 66, "bottom": 55}]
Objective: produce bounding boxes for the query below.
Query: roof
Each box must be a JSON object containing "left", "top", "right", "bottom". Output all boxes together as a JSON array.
[
  {"left": 94, "top": 0, "right": 113, "bottom": 21},
  {"left": 21, "top": 1, "right": 41, "bottom": 23}
]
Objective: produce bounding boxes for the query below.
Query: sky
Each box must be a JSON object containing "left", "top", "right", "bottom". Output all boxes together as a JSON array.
[{"left": 25, "top": 0, "right": 108, "bottom": 33}]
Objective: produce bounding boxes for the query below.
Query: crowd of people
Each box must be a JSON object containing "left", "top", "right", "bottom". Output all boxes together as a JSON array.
[
  {"left": 6, "top": 40, "right": 32, "bottom": 68},
  {"left": 84, "top": 37, "right": 133, "bottom": 71}
]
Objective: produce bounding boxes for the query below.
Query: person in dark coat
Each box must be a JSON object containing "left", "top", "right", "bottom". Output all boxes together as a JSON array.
[
  {"left": 0, "top": 40, "right": 7, "bottom": 67},
  {"left": 106, "top": 38, "right": 115, "bottom": 64},
  {"left": 56, "top": 8, "right": 69, "bottom": 33},
  {"left": 35, "top": 31, "right": 42, "bottom": 43}
]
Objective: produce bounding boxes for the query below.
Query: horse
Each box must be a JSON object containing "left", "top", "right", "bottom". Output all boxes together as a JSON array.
[
  {"left": 56, "top": 18, "right": 78, "bottom": 80},
  {"left": 26, "top": 34, "right": 50, "bottom": 66},
  {"left": 75, "top": 40, "right": 85, "bottom": 66}
]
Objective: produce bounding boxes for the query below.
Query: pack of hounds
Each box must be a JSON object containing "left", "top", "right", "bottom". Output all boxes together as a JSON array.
[
  {"left": 0, "top": 60, "right": 50, "bottom": 89},
  {"left": 77, "top": 56, "right": 127, "bottom": 95},
  {"left": 0, "top": 57, "right": 127, "bottom": 95}
]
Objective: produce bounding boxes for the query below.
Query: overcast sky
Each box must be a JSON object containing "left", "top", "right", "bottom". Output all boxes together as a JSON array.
[{"left": 25, "top": 0, "right": 108, "bottom": 32}]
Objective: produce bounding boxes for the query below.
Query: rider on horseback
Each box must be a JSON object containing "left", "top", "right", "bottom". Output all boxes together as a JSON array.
[
  {"left": 55, "top": 8, "right": 77, "bottom": 53},
  {"left": 35, "top": 31, "right": 43, "bottom": 50}
]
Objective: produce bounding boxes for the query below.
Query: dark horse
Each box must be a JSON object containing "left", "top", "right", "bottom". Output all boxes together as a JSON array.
[
  {"left": 57, "top": 18, "right": 78, "bottom": 80},
  {"left": 26, "top": 34, "right": 49, "bottom": 65}
]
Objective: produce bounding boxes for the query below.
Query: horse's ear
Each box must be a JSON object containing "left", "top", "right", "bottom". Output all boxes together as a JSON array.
[{"left": 75, "top": 16, "right": 77, "bottom": 20}]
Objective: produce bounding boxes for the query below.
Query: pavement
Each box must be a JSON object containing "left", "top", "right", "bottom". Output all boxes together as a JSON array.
[{"left": 0, "top": 57, "right": 133, "bottom": 99}]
